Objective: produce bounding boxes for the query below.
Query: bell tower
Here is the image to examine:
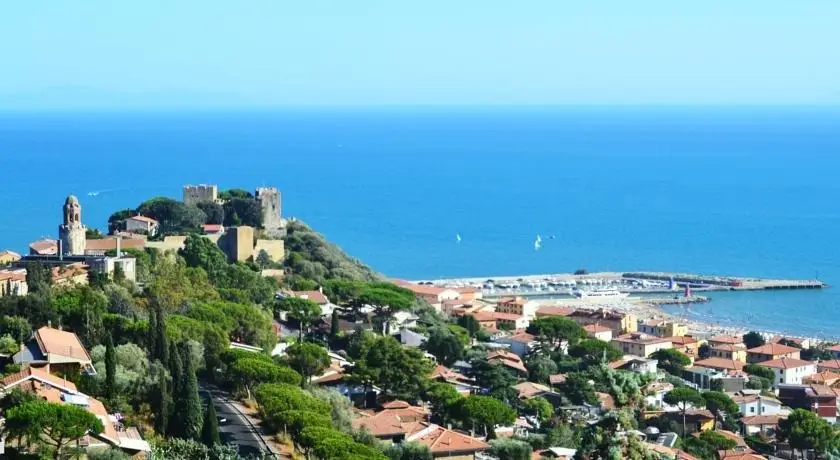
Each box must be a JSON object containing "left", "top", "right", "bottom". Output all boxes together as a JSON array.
[{"left": 58, "top": 195, "right": 86, "bottom": 255}]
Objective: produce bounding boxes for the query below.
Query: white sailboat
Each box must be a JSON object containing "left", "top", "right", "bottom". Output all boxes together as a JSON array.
[
  {"left": 456, "top": 233, "right": 462, "bottom": 243},
  {"left": 534, "top": 235, "right": 541, "bottom": 251}
]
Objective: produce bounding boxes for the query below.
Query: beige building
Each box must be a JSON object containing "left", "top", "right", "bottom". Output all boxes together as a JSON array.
[
  {"left": 13, "top": 326, "right": 94, "bottom": 375},
  {"left": 569, "top": 308, "right": 638, "bottom": 334},
  {"left": 0, "top": 250, "right": 22, "bottom": 265},
  {"left": 710, "top": 344, "right": 748, "bottom": 362},
  {"left": 637, "top": 319, "right": 687, "bottom": 337},
  {"left": 495, "top": 297, "right": 539, "bottom": 317},
  {"left": 611, "top": 333, "right": 672, "bottom": 357},
  {"left": 0, "top": 269, "right": 27, "bottom": 297},
  {"left": 218, "top": 226, "right": 255, "bottom": 262},
  {"left": 583, "top": 324, "right": 613, "bottom": 342}
]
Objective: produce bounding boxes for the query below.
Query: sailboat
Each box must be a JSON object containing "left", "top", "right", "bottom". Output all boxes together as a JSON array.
[
  {"left": 534, "top": 235, "right": 542, "bottom": 251},
  {"left": 456, "top": 233, "right": 462, "bottom": 244}
]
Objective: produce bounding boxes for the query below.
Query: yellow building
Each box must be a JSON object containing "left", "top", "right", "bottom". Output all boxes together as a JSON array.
[
  {"left": 709, "top": 344, "right": 748, "bottom": 362},
  {"left": 638, "top": 319, "right": 687, "bottom": 337}
]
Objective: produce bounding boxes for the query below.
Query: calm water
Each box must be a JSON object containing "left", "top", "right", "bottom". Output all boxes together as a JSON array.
[{"left": 1, "top": 107, "right": 839, "bottom": 337}]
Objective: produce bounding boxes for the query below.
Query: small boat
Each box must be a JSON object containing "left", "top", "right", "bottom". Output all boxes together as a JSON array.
[{"left": 456, "top": 233, "right": 462, "bottom": 243}]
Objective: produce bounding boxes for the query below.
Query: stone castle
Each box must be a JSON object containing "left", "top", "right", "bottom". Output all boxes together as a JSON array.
[
  {"left": 182, "top": 184, "right": 219, "bottom": 206},
  {"left": 255, "top": 187, "right": 283, "bottom": 237},
  {"left": 58, "top": 195, "right": 86, "bottom": 256}
]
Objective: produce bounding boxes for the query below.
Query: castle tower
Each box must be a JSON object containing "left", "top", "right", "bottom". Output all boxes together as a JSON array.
[
  {"left": 255, "top": 187, "right": 283, "bottom": 236},
  {"left": 58, "top": 195, "right": 86, "bottom": 256}
]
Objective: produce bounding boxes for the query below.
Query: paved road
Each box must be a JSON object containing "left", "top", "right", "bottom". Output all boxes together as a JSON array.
[{"left": 200, "top": 387, "right": 274, "bottom": 459}]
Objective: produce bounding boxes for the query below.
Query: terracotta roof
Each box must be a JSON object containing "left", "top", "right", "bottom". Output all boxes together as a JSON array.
[
  {"left": 35, "top": 326, "right": 91, "bottom": 362},
  {"left": 0, "top": 250, "right": 22, "bottom": 260},
  {"left": 392, "top": 280, "right": 447, "bottom": 296},
  {"left": 50, "top": 263, "right": 88, "bottom": 282},
  {"left": 497, "top": 297, "right": 526, "bottom": 307},
  {"left": 747, "top": 343, "right": 799, "bottom": 355},
  {"left": 536, "top": 306, "right": 575, "bottom": 317},
  {"left": 758, "top": 357, "right": 814, "bottom": 369},
  {"left": 407, "top": 423, "right": 489, "bottom": 455},
  {"left": 1, "top": 366, "right": 78, "bottom": 392},
  {"left": 311, "top": 371, "right": 345, "bottom": 384},
  {"left": 514, "top": 381, "right": 552, "bottom": 399},
  {"left": 771, "top": 336, "right": 806, "bottom": 347},
  {"left": 708, "top": 335, "right": 743, "bottom": 345},
  {"left": 827, "top": 344, "right": 840, "bottom": 352},
  {"left": 668, "top": 335, "right": 699, "bottom": 345},
  {"left": 471, "top": 311, "right": 497, "bottom": 322},
  {"left": 352, "top": 405, "right": 430, "bottom": 438},
  {"left": 804, "top": 371, "right": 840, "bottom": 384},
  {"left": 125, "top": 215, "right": 158, "bottom": 224},
  {"left": 712, "top": 430, "right": 749, "bottom": 448},
  {"left": 613, "top": 333, "right": 671, "bottom": 345},
  {"left": 84, "top": 238, "right": 145, "bottom": 252},
  {"left": 596, "top": 392, "right": 616, "bottom": 410},
  {"left": 693, "top": 358, "right": 745, "bottom": 371},
  {"left": 711, "top": 344, "right": 745, "bottom": 352},
  {"left": 741, "top": 415, "right": 785, "bottom": 426},
  {"left": 203, "top": 224, "right": 224, "bottom": 233},
  {"left": 382, "top": 400, "right": 411, "bottom": 409},
  {"left": 429, "top": 364, "right": 471, "bottom": 384},
  {"left": 819, "top": 359, "right": 840, "bottom": 370},
  {"left": 293, "top": 290, "right": 329, "bottom": 305},
  {"left": 584, "top": 324, "right": 612, "bottom": 333},
  {"left": 549, "top": 374, "right": 567, "bottom": 385},
  {"left": 487, "top": 350, "right": 528, "bottom": 374},
  {"left": 29, "top": 239, "right": 58, "bottom": 255},
  {"left": 505, "top": 332, "right": 536, "bottom": 343},
  {"left": 489, "top": 312, "right": 526, "bottom": 321}
]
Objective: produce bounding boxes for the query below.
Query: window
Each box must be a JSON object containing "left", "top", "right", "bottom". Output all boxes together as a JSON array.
[{"left": 750, "top": 407, "right": 755, "bottom": 413}]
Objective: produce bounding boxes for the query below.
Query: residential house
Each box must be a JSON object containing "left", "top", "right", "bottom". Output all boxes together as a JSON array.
[
  {"left": 663, "top": 409, "right": 715, "bottom": 435},
  {"left": 456, "top": 287, "right": 482, "bottom": 302},
  {"left": 122, "top": 215, "right": 159, "bottom": 236},
  {"left": 29, "top": 239, "right": 58, "bottom": 255},
  {"left": 638, "top": 319, "right": 687, "bottom": 338},
  {"left": 0, "top": 250, "right": 22, "bottom": 265},
  {"left": 693, "top": 358, "right": 746, "bottom": 373},
  {"left": 568, "top": 308, "right": 637, "bottom": 334},
  {"left": 400, "top": 329, "right": 427, "bottom": 348},
  {"left": 771, "top": 336, "right": 809, "bottom": 350},
  {"left": 697, "top": 430, "right": 749, "bottom": 452},
  {"left": 13, "top": 326, "right": 95, "bottom": 375},
  {"left": 758, "top": 357, "right": 817, "bottom": 386},
  {"left": 729, "top": 390, "right": 783, "bottom": 417},
  {"left": 827, "top": 344, "right": 840, "bottom": 360},
  {"left": 644, "top": 381, "right": 675, "bottom": 410},
  {"left": 535, "top": 447, "right": 577, "bottom": 459},
  {"left": 583, "top": 324, "right": 613, "bottom": 342},
  {"left": 817, "top": 359, "right": 840, "bottom": 373},
  {"left": 611, "top": 356, "right": 659, "bottom": 374},
  {"left": 740, "top": 414, "right": 785, "bottom": 437},
  {"left": 289, "top": 289, "right": 338, "bottom": 318},
  {"left": 467, "top": 311, "right": 499, "bottom": 332},
  {"left": 777, "top": 384, "right": 837, "bottom": 422},
  {"left": 489, "top": 312, "right": 531, "bottom": 332},
  {"left": 487, "top": 350, "right": 528, "bottom": 375},
  {"left": 0, "top": 366, "right": 150, "bottom": 454},
  {"left": 391, "top": 311, "right": 419, "bottom": 331},
  {"left": 353, "top": 401, "right": 489, "bottom": 459},
  {"left": 803, "top": 371, "right": 840, "bottom": 386},
  {"left": 202, "top": 224, "right": 225, "bottom": 235},
  {"left": 707, "top": 335, "right": 743, "bottom": 348},
  {"left": 393, "top": 280, "right": 460, "bottom": 311},
  {"left": 535, "top": 306, "right": 575, "bottom": 318},
  {"left": 709, "top": 344, "right": 747, "bottom": 363},
  {"left": 668, "top": 335, "right": 700, "bottom": 358},
  {"left": 495, "top": 297, "right": 539, "bottom": 317},
  {"left": 494, "top": 332, "right": 537, "bottom": 357},
  {"left": 683, "top": 366, "right": 747, "bottom": 392},
  {"left": 746, "top": 343, "right": 800, "bottom": 364},
  {"left": 611, "top": 333, "right": 672, "bottom": 358},
  {"left": 429, "top": 365, "right": 478, "bottom": 395},
  {"left": 0, "top": 269, "right": 27, "bottom": 297},
  {"left": 49, "top": 263, "right": 89, "bottom": 286},
  {"left": 514, "top": 381, "right": 563, "bottom": 406}
]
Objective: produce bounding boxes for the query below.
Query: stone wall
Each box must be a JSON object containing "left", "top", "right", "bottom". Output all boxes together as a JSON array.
[{"left": 183, "top": 184, "right": 219, "bottom": 206}]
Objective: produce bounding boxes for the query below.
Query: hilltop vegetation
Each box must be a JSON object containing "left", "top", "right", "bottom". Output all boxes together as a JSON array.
[{"left": 282, "top": 220, "right": 379, "bottom": 285}]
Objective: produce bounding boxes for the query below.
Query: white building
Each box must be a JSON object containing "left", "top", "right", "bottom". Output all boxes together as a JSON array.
[
  {"left": 494, "top": 332, "right": 538, "bottom": 357},
  {"left": 583, "top": 324, "right": 613, "bottom": 342},
  {"left": 123, "top": 215, "right": 159, "bottom": 236},
  {"left": 759, "top": 357, "right": 817, "bottom": 386},
  {"left": 729, "top": 390, "right": 784, "bottom": 417}
]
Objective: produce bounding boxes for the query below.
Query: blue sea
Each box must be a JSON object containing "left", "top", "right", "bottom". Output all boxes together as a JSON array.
[{"left": 1, "top": 107, "right": 839, "bottom": 338}]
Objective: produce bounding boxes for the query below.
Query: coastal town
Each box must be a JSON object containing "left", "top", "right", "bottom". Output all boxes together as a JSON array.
[{"left": 0, "top": 187, "right": 839, "bottom": 460}]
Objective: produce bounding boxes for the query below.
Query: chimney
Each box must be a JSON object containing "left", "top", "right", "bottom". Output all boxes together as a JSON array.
[
  {"left": 318, "top": 285, "right": 323, "bottom": 294},
  {"left": 47, "top": 320, "right": 52, "bottom": 329},
  {"left": 116, "top": 236, "right": 122, "bottom": 258}
]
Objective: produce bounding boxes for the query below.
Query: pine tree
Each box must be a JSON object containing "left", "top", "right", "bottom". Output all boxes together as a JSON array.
[
  {"left": 166, "top": 342, "right": 183, "bottom": 438},
  {"left": 154, "top": 371, "right": 169, "bottom": 435},
  {"left": 104, "top": 334, "right": 117, "bottom": 401},
  {"left": 201, "top": 398, "right": 221, "bottom": 446},
  {"left": 176, "top": 343, "right": 204, "bottom": 440},
  {"left": 330, "top": 309, "right": 340, "bottom": 338}
]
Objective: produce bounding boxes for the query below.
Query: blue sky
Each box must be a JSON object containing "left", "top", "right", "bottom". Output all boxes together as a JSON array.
[{"left": 1, "top": 1, "right": 839, "bottom": 108}]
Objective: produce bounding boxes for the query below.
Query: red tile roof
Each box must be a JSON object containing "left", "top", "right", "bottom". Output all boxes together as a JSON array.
[
  {"left": 708, "top": 335, "right": 743, "bottom": 345},
  {"left": 126, "top": 215, "right": 158, "bottom": 224},
  {"left": 1, "top": 366, "right": 78, "bottom": 392},
  {"left": 84, "top": 238, "right": 146, "bottom": 252},
  {"left": 514, "top": 381, "right": 552, "bottom": 399},
  {"left": 693, "top": 358, "right": 745, "bottom": 371},
  {"left": 747, "top": 343, "right": 800, "bottom": 355},
  {"left": 35, "top": 326, "right": 91, "bottom": 362},
  {"left": 407, "top": 423, "right": 489, "bottom": 455},
  {"left": 759, "top": 357, "right": 814, "bottom": 369},
  {"left": 584, "top": 324, "right": 612, "bottom": 333},
  {"left": 505, "top": 332, "right": 536, "bottom": 343},
  {"left": 549, "top": 374, "right": 567, "bottom": 385},
  {"left": 29, "top": 239, "right": 58, "bottom": 255},
  {"left": 293, "top": 290, "right": 329, "bottom": 305},
  {"left": 740, "top": 415, "right": 785, "bottom": 426},
  {"left": 818, "top": 359, "right": 840, "bottom": 370},
  {"left": 536, "top": 306, "right": 575, "bottom": 317},
  {"left": 203, "top": 224, "right": 224, "bottom": 233}
]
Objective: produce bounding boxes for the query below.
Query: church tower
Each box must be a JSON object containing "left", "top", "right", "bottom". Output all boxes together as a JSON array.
[{"left": 58, "top": 195, "right": 86, "bottom": 256}]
